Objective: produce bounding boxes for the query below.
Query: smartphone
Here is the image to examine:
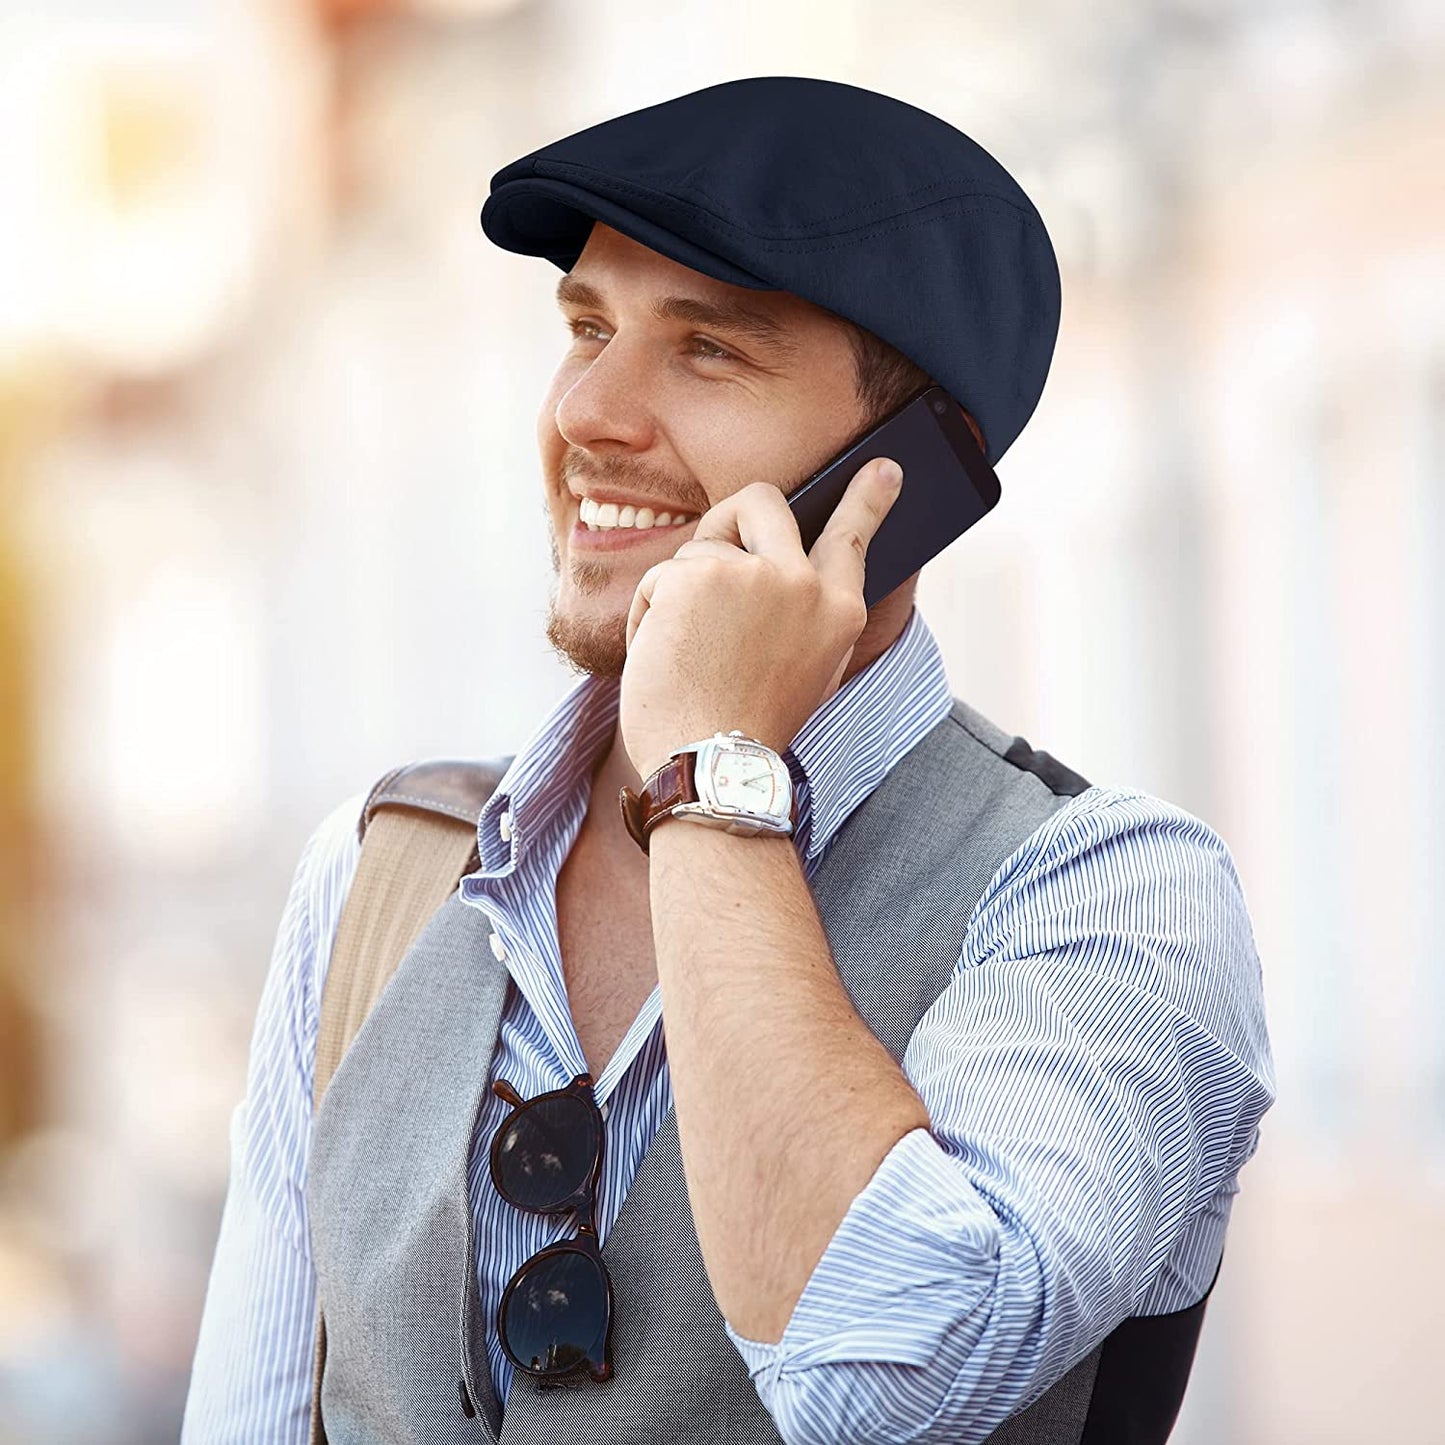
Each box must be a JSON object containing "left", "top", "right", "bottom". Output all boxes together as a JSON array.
[{"left": 785, "top": 384, "right": 1001, "bottom": 610}]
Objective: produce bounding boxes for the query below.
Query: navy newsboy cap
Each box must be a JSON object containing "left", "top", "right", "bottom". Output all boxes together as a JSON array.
[{"left": 480, "top": 75, "right": 1061, "bottom": 467}]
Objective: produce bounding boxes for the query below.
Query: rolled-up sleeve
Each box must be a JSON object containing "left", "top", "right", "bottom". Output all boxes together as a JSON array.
[
  {"left": 724, "top": 785, "right": 1277, "bottom": 1445},
  {"left": 181, "top": 792, "right": 366, "bottom": 1444}
]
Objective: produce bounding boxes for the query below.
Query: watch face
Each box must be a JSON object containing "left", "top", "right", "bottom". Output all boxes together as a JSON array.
[{"left": 704, "top": 740, "right": 789, "bottom": 816}]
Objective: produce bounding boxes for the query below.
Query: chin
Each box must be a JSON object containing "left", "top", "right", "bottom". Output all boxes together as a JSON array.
[{"left": 544, "top": 592, "right": 629, "bottom": 680}]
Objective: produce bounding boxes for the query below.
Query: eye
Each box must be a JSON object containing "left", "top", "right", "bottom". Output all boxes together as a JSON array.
[
  {"left": 687, "top": 336, "right": 735, "bottom": 361},
  {"left": 564, "top": 318, "right": 737, "bottom": 364}
]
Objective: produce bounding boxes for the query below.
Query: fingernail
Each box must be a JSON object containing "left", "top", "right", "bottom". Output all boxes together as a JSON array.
[{"left": 879, "top": 459, "right": 903, "bottom": 488}]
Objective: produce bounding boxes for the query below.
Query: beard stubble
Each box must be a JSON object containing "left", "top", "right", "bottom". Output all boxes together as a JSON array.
[{"left": 541, "top": 514, "right": 632, "bottom": 680}]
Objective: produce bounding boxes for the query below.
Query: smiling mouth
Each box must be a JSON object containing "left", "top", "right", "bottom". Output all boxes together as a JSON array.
[
  {"left": 570, "top": 510, "right": 696, "bottom": 550},
  {"left": 575, "top": 496, "right": 700, "bottom": 532}
]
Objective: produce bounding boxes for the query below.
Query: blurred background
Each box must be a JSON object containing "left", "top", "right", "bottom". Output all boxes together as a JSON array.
[{"left": 0, "top": 0, "right": 1440, "bottom": 1439}]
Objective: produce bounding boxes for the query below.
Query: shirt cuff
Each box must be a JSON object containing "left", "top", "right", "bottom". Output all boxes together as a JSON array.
[{"left": 724, "top": 1124, "right": 1001, "bottom": 1393}]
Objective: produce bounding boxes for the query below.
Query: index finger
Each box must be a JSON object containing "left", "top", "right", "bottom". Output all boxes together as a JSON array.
[
  {"left": 690, "top": 479, "right": 803, "bottom": 558},
  {"left": 807, "top": 456, "right": 903, "bottom": 595}
]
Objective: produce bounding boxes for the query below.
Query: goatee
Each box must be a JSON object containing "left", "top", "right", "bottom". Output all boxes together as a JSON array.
[{"left": 542, "top": 523, "right": 630, "bottom": 679}]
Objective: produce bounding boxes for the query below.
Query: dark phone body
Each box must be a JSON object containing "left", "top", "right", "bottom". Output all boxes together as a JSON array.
[{"left": 785, "top": 384, "right": 1001, "bottom": 610}]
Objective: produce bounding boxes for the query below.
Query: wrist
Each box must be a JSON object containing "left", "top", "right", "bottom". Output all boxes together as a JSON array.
[
  {"left": 618, "top": 730, "right": 796, "bottom": 856},
  {"left": 647, "top": 811, "right": 795, "bottom": 849},
  {"left": 635, "top": 753, "right": 675, "bottom": 787}
]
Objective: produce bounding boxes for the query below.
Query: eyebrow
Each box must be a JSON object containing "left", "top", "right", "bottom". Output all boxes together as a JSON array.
[{"left": 555, "top": 273, "right": 798, "bottom": 362}]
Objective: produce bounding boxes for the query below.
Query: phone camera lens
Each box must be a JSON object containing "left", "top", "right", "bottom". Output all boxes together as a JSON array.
[{"left": 932, "top": 399, "right": 946, "bottom": 414}]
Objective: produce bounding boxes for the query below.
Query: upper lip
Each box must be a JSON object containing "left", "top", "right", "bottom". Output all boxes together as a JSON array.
[{"left": 569, "top": 485, "right": 696, "bottom": 514}]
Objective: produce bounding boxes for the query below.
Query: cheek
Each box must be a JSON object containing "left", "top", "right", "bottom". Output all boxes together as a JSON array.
[{"left": 678, "top": 416, "right": 800, "bottom": 502}]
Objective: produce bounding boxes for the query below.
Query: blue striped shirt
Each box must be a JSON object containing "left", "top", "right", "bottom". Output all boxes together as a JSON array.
[{"left": 181, "top": 602, "right": 1276, "bottom": 1444}]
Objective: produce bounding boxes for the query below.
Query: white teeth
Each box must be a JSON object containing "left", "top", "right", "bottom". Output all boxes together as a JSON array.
[{"left": 578, "top": 496, "right": 695, "bottom": 531}]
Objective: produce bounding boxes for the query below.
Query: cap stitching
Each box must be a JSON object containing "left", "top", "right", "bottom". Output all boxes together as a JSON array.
[
  {"left": 749, "top": 198, "right": 1037, "bottom": 259},
  {"left": 531, "top": 159, "right": 1041, "bottom": 246},
  {"left": 543, "top": 164, "right": 1040, "bottom": 245},
  {"left": 677, "top": 172, "right": 974, "bottom": 230}
]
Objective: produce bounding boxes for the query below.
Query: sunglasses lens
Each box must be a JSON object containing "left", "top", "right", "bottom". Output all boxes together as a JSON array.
[
  {"left": 501, "top": 1248, "right": 610, "bottom": 1376},
  {"left": 494, "top": 1095, "right": 599, "bottom": 1210}
]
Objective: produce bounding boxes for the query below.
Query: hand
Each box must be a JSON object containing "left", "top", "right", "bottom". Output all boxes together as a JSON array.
[{"left": 619, "top": 456, "right": 904, "bottom": 781}]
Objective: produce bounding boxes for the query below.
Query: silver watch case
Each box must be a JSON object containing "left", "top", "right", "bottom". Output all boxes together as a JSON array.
[{"left": 666, "top": 729, "right": 794, "bottom": 839}]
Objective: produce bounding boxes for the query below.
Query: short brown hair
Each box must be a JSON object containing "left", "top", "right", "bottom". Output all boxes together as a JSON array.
[{"left": 833, "top": 316, "right": 986, "bottom": 454}]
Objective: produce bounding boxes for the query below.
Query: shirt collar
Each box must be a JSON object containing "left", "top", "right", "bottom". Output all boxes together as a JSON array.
[
  {"left": 471, "top": 664, "right": 619, "bottom": 878},
  {"left": 787, "top": 602, "right": 954, "bottom": 865},
  {"left": 469, "top": 602, "right": 953, "bottom": 878}
]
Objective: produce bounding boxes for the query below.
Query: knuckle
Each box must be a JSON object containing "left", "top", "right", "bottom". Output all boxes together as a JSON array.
[
  {"left": 790, "top": 561, "right": 823, "bottom": 596},
  {"left": 833, "top": 587, "right": 867, "bottom": 632},
  {"left": 755, "top": 556, "right": 791, "bottom": 591}
]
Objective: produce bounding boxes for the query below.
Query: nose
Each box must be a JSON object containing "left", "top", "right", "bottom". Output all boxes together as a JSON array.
[{"left": 554, "top": 332, "right": 657, "bottom": 454}]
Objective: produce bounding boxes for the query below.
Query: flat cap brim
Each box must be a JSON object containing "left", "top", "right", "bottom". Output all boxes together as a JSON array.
[{"left": 481, "top": 176, "right": 777, "bottom": 292}]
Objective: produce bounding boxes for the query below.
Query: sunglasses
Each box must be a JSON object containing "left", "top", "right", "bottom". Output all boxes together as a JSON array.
[{"left": 489, "top": 1070, "right": 615, "bottom": 1385}]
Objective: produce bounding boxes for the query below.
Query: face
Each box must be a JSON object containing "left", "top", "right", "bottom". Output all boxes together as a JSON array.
[{"left": 538, "top": 223, "right": 872, "bottom": 680}]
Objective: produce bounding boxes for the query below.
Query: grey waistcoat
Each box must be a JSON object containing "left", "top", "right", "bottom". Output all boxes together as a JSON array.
[{"left": 306, "top": 696, "right": 1215, "bottom": 1444}]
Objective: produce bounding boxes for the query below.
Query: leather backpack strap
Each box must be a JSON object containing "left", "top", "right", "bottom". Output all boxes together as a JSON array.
[{"left": 307, "top": 756, "right": 513, "bottom": 1445}]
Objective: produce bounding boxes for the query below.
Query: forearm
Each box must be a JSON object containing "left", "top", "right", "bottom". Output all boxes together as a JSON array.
[{"left": 647, "top": 819, "right": 931, "bottom": 1344}]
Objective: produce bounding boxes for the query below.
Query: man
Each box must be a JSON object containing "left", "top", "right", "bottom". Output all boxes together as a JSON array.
[{"left": 183, "top": 77, "right": 1275, "bottom": 1444}]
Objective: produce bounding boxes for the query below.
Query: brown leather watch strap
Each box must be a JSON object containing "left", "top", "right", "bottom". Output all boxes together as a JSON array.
[{"left": 618, "top": 750, "right": 698, "bottom": 854}]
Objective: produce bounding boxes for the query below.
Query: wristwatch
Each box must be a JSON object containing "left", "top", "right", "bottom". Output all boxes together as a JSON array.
[{"left": 619, "top": 729, "right": 797, "bottom": 854}]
